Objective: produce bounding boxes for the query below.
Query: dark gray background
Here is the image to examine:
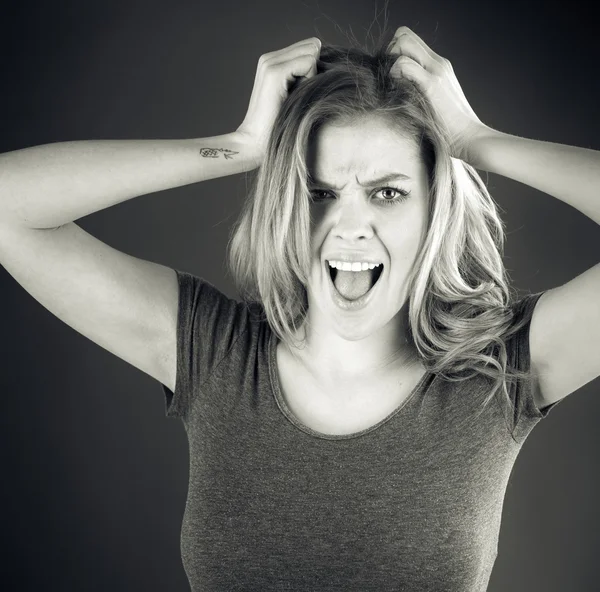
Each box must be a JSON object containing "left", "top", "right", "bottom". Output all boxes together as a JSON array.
[{"left": 1, "top": 0, "right": 599, "bottom": 590}]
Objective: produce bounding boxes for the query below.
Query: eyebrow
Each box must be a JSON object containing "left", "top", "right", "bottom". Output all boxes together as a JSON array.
[{"left": 307, "top": 171, "right": 412, "bottom": 189}]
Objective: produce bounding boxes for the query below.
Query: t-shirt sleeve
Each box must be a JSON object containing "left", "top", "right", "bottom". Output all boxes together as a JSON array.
[
  {"left": 159, "top": 269, "right": 247, "bottom": 420},
  {"left": 507, "top": 290, "right": 564, "bottom": 437}
]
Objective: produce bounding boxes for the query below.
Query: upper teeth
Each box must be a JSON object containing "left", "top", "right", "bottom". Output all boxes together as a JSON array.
[{"left": 328, "top": 261, "right": 382, "bottom": 271}]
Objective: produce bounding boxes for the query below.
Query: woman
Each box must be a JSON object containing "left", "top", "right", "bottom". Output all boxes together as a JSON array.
[{"left": 0, "top": 26, "right": 598, "bottom": 591}]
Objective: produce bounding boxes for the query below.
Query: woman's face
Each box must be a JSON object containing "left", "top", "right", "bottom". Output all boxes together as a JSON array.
[{"left": 304, "top": 115, "right": 431, "bottom": 343}]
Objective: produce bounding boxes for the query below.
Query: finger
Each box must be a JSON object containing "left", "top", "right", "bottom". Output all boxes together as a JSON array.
[
  {"left": 267, "top": 37, "right": 321, "bottom": 61},
  {"left": 304, "top": 57, "right": 319, "bottom": 79},
  {"left": 389, "top": 28, "right": 444, "bottom": 72},
  {"left": 289, "top": 54, "right": 319, "bottom": 81},
  {"left": 388, "top": 36, "right": 428, "bottom": 70},
  {"left": 266, "top": 42, "right": 321, "bottom": 68},
  {"left": 390, "top": 56, "right": 429, "bottom": 89},
  {"left": 391, "top": 26, "right": 438, "bottom": 58},
  {"left": 278, "top": 53, "right": 320, "bottom": 84},
  {"left": 389, "top": 34, "right": 441, "bottom": 73},
  {"left": 289, "top": 37, "right": 321, "bottom": 51}
]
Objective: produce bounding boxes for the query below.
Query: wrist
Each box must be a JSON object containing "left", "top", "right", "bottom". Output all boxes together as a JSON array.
[
  {"left": 462, "top": 125, "right": 502, "bottom": 169},
  {"left": 231, "top": 128, "right": 265, "bottom": 171}
]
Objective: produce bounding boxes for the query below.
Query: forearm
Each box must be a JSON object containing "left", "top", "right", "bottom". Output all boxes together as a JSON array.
[
  {"left": 0, "top": 133, "right": 257, "bottom": 229},
  {"left": 467, "top": 127, "right": 600, "bottom": 226}
]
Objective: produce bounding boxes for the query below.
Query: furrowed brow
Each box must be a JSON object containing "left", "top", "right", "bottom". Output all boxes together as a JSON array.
[{"left": 308, "top": 171, "right": 411, "bottom": 189}]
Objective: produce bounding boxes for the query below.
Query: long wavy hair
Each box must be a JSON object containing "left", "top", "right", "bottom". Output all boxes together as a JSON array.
[{"left": 226, "top": 35, "right": 536, "bottom": 442}]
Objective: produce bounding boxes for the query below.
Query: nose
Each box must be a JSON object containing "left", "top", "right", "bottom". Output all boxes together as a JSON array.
[{"left": 332, "top": 199, "right": 374, "bottom": 241}]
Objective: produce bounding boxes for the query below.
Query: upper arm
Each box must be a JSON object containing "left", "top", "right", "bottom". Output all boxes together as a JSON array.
[
  {"left": 529, "top": 262, "right": 600, "bottom": 409},
  {"left": 0, "top": 221, "right": 179, "bottom": 392}
]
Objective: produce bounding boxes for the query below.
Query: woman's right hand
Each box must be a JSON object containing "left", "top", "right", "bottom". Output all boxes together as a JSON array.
[{"left": 235, "top": 37, "right": 321, "bottom": 168}]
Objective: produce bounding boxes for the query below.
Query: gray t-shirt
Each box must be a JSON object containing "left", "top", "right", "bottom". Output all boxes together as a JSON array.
[{"left": 159, "top": 269, "right": 562, "bottom": 591}]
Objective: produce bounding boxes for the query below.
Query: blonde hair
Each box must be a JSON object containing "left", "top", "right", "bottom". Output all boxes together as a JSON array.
[{"left": 226, "top": 38, "right": 535, "bottom": 442}]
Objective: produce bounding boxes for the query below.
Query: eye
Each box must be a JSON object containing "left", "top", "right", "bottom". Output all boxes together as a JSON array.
[
  {"left": 376, "top": 187, "right": 411, "bottom": 203},
  {"left": 309, "top": 186, "right": 411, "bottom": 206}
]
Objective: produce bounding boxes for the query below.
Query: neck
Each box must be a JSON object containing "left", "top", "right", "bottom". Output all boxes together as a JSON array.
[{"left": 287, "top": 307, "right": 420, "bottom": 385}]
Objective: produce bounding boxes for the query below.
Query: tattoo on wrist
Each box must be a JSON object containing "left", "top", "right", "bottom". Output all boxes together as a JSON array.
[{"left": 199, "top": 147, "right": 239, "bottom": 160}]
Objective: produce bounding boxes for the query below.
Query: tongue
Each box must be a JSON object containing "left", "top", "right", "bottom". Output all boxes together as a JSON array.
[{"left": 333, "top": 270, "right": 373, "bottom": 301}]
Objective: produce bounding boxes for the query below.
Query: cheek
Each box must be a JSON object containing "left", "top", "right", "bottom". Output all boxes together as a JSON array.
[
  {"left": 384, "top": 230, "right": 426, "bottom": 281},
  {"left": 308, "top": 207, "right": 324, "bottom": 241},
  {"left": 386, "top": 214, "right": 424, "bottom": 250}
]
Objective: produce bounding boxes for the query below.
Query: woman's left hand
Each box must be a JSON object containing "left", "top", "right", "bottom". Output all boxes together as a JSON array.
[{"left": 387, "top": 26, "right": 491, "bottom": 162}]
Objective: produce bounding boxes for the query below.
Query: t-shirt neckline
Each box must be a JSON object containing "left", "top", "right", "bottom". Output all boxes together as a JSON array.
[{"left": 267, "top": 328, "right": 432, "bottom": 441}]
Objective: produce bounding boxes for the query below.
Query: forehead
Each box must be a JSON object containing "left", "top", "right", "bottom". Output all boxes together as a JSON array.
[{"left": 306, "top": 116, "right": 422, "bottom": 180}]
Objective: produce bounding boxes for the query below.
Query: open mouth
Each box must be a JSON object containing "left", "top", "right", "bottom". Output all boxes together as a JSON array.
[{"left": 327, "top": 262, "right": 384, "bottom": 290}]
